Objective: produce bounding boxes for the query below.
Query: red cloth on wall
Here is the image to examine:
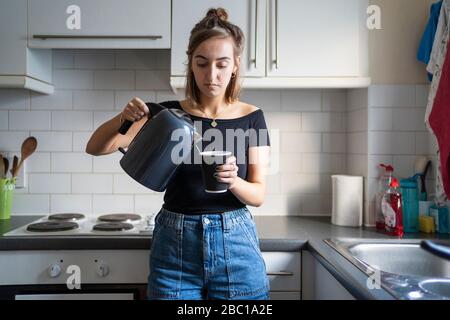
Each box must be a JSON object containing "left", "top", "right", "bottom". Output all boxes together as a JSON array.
[{"left": 429, "top": 39, "right": 450, "bottom": 198}]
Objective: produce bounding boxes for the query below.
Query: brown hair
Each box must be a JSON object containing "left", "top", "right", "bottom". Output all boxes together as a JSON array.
[{"left": 185, "top": 8, "right": 244, "bottom": 106}]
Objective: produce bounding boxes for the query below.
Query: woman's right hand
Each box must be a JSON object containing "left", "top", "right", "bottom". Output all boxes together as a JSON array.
[{"left": 121, "top": 97, "right": 150, "bottom": 122}]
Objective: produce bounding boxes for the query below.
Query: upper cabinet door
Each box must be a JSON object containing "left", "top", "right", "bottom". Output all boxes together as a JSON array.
[
  {"left": 28, "top": 0, "right": 171, "bottom": 49},
  {"left": 267, "top": 0, "right": 367, "bottom": 77},
  {"left": 171, "top": 0, "right": 266, "bottom": 77}
]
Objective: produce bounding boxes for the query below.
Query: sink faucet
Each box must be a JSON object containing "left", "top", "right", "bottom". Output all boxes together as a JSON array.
[{"left": 421, "top": 240, "right": 450, "bottom": 260}]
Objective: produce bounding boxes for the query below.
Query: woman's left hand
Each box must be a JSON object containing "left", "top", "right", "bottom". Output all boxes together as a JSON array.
[{"left": 214, "top": 156, "right": 239, "bottom": 189}]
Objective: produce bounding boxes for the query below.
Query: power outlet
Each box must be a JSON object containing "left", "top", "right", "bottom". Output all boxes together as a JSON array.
[{"left": 7, "top": 155, "right": 26, "bottom": 189}]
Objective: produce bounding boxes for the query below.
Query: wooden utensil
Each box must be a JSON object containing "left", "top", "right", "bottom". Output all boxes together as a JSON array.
[
  {"left": 3, "top": 157, "right": 9, "bottom": 178},
  {"left": 13, "top": 137, "right": 37, "bottom": 178},
  {"left": 11, "top": 155, "right": 19, "bottom": 178},
  {"left": 0, "top": 154, "right": 4, "bottom": 179}
]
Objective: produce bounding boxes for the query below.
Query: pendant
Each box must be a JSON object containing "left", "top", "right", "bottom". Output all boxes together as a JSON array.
[{"left": 211, "top": 120, "right": 217, "bottom": 127}]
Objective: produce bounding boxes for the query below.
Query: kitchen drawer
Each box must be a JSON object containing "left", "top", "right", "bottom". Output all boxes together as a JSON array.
[
  {"left": 262, "top": 251, "right": 301, "bottom": 292},
  {"left": 28, "top": 0, "right": 170, "bottom": 49}
]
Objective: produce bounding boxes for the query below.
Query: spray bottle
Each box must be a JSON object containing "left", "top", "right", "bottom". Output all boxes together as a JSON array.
[{"left": 376, "top": 164, "right": 394, "bottom": 231}]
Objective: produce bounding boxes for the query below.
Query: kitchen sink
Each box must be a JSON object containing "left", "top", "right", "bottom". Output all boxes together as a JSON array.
[{"left": 324, "top": 238, "right": 450, "bottom": 300}]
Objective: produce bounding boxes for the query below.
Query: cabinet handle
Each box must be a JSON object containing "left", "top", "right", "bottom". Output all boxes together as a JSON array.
[
  {"left": 267, "top": 271, "right": 294, "bottom": 276},
  {"left": 33, "top": 35, "right": 163, "bottom": 40},
  {"left": 272, "top": 0, "right": 279, "bottom": 69},
  {"left": 251, "top": 0, "right": 258, "bottom": 68}
]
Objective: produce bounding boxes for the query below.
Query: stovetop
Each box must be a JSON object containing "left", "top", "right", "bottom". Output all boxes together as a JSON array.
[{"left": 3, "top": 213, "right": 156, "bottom": 237}]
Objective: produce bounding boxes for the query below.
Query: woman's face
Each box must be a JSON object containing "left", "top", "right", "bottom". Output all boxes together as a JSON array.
[{"left": 191, "top": 37, "right": 239, "bottom": 99}]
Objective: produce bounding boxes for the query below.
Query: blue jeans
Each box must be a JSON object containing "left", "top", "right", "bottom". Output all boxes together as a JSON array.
[{"left": 147, "top": 207, "right": 270, "bottom": 300}]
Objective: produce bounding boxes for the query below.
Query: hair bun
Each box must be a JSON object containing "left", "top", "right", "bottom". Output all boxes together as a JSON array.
[{"left": 206, "top": 8, "right": 228, "bottom": 22}]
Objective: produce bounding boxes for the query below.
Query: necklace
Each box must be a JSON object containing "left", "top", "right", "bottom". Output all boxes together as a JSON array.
[{"left": 198, "top": 104, "right": 229, "bottom": 127}]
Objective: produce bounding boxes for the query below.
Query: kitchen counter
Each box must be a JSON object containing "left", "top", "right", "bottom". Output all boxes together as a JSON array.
[{"left": 1, "top": 215, "right": 449, "bottom": 300}]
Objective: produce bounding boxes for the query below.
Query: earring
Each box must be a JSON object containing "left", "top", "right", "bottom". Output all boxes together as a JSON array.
[{"left": 231, "top": 73, "right": 236, "bottom": 79}]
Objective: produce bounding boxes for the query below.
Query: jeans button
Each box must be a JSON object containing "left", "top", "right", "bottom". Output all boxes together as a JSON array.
[{"left": 203, "top": 217, "right": 210, "bottom": 225}]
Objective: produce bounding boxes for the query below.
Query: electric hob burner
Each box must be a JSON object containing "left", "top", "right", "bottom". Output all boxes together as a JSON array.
[
  {"left": 27, "top": 221, "right": 79, "bottom": 232},
  {"left": 93, "top": 222, "right": 134, "bottom": 232},
  {"left": 48, "top": 213, "right": 85, "bottom": 221},
  {"left": 97, "top": 214, "right": 142, "bottom": 223}
]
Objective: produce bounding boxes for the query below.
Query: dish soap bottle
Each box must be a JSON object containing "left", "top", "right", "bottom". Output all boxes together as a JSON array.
[
  {"left": 382, "top": 178, "right": 404, "bottom": 237},
  {"left": 376, "top": 164, "right": 394, "bottom": 231}
]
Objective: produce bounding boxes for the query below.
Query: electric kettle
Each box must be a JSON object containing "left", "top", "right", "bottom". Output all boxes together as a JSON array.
[{"left": 118, "top": 103, "right": 201, "bottom": 192}]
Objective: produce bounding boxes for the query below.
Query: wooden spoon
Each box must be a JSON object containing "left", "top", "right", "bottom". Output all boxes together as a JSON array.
[
  {"left": 11, "top": 156, "right": 18, "bottom": 178},
  {"left": 13, "top": 136, "right": 38, "bottom": 178},
  {"left": 0, "top": 154, "right": 4, "bottom": 179},
  {"left": 3, "top": 157, "right": 9, "bottom": 178}
]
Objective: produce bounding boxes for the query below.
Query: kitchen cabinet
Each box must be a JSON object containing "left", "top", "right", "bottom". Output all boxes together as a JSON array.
[
  {"left": 262, "top": 251, "right": 301, "bottom": 300},
  {"left": 302, "top": 251, "right": 355, "bottom": 300},
  {"left": 0, "top": 0, "right": 53, "bottom": 94},
  {"left": 170, "top": 0, "right": 370, "bottom": 91},
  {"left": 28, "top": 0, "right": 170, "bottom": 49},
  {"left": 171, "top": 0, "right": 266, "bottom": 77}
]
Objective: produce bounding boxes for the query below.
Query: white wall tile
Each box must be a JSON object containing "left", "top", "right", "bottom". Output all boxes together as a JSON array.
[
  {"left": 155, "top": 90, "right": 184, "bottom": 103},
  {"left": 347, "top": 88, "right": 368, "bottom": 111},
  {"left": 113, "top": 174, "right": 153, "bottom": 194},
  {"left": 52, "top": 111, "right": 93, "bottom": 131},
  {"left": 393, "top": 155, "right": 417, "bottom": 179},
  {"left": 53, "top": 50, "right": 74, "bottom": 69},
  {"left": 94, "top": 71, "right": 135, "bottom": 90},
  {"left": 31, "top": 131, "right": 72, "bottom": 152},
  {"left": 415, "top": 84, "right": 429, "bottom": 107},
  {"left": 347, "top": 109, "right": 367, "bottom": 133},
  {"left": 0, "top": 89, "right": 30, "bottom": 110},
  {"left": 115, "top": 91, "right": 157, "bottom": 110},
  {"left": 73, "top": 131, "right": 94, "bottom": 152},
  {"left": 302, "top": 113, "right": 344, "bottom": 132},
  {"left": 281, "top": 90, "right": 321, "bottom": 111},
  {"left": 346, "top": 154, "right": 368, "bottom": 176},
  {"left": 12, "top": 194, "right": 50, "bottom": 214},
  {"left": 265, "top": 112, "right": 301, "bottom": 132},
  {"left": 93, "top": 152, "right": 123, "bottom": 173},
  {"left": 53, "top": 70, "right": 94, "bottom": 89},
  {"left": 392, "top": 108, "right": 427, "bottom": 132},
  {"left": 369, "top": 132, "right": 416, "bottom": 155},
  {"left": 52, "top": 153, "right": 92, "bottom": 173},
  {"left": 27, "top": 152, "right": 51, "bottom": 172},
  {"left": 415, "top": 132, "right": 438, "bottom": 155},
  {"left": 115, "top": 50, "right": 156, "bottom": 70},
  {"left": 347, "top": 132, "right": 368, "bottom": 154},
  {"left": 31, "top": 90, "right": 73, "bottom": 110},
  {"left": 368, "top": 108, "right": 393, "bottom": 131},
  {"left": 29, "top": 173, "right": 71, "bottom": 194},
  {"left": 72, "top": 174, "right": 112, "bottom": 194},
  {"left": 93, "top": 111, "right": 118, "bottom": 129},
  {"left": 279, "top": 153, "right": 302, "bottom": 173},
  {"left": 301, "top": 194, "right": 331, "bottom": 215},
  {"left": 51, "top": 194, "right": 92, "bottom": 214},
  {"left": 368, "top": 85, "right": 415, "bottom": 107},
  {"left": 0, "top": 132, "right": 29, "bottom": 152},
  {"left": 280, "top": 173, "right": 321, "bottom": 194},
  {"left": 73, "top": 90, "right": 114, "bottom": 110},
  {"left": 265, "top": 173, "right": 281, "bottom": 194},
  {"left": 322, "top": 90, "right": 347, "bottom": 112},
  {"left": 322, "top": 133, "right": 346, "bottom": 153},
  {"left": 0, "top": 111, "right": 8, "bottom": 130},
  {"left": 135, "top": 70, "right": 170, "bottom": 90},
  {"left": 302, "top": 154, "right": 345, "bottom": 174},
  {"left": 320, "top": 174, "right": 333, "bottom": 194},
  {"left": 93, "top": 195, "right": 134, "bottom": 214},
  {"left": 280, "top": 132, "right": 321, "bottom": 153},
  {"left": 74, "top": 52, "right": 115, "bottom": 69},
  {"left": 9, "top": 111, "right": 51, "bottom": 130},
  {"left": 154, "top": 49, "right": 171, "bottom": 70},
  {"left": 240, "top": 90, "right": 281, "bottom": 111},
  {"left": 134, "top": 194, "right": 165, "bottom": 214}
]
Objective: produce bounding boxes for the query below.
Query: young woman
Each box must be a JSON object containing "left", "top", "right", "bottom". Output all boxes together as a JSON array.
[{"left": 86, "top": 8, "right": 271, "bottom": 300}]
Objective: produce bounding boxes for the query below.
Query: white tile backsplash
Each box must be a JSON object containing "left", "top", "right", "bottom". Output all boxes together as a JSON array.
[{"left": 0, "top": 50, "right": 436, "bottom": 218}]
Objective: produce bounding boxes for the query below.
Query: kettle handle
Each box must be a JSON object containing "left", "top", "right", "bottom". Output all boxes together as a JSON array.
[{"left": 118, "top": 120, "right": 133, "bottom": 135}]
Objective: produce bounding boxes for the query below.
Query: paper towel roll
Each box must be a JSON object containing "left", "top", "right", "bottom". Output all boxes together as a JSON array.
[{"left": 331, "top": 175, "right": 363, "bottom": 227}]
